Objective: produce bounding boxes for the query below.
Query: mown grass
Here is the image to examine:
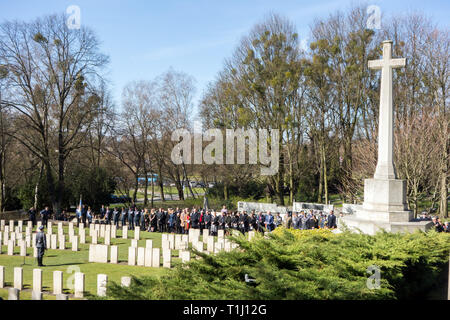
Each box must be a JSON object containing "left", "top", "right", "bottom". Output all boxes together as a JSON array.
[{"left": 0, "top": 224, "right": 213, "bottom": 300}]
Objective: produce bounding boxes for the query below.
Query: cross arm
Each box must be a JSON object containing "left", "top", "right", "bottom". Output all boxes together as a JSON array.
[
  {"left": 390, "top": 58, "right": 407, "bottom": 68},
  {"left": 368, "top": 59, "right": 383, "bottom": 70}
]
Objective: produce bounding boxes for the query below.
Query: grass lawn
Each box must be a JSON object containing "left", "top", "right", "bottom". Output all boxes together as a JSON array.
[{"left": 0, "top": 224, "right": 211, "bottom": 300}]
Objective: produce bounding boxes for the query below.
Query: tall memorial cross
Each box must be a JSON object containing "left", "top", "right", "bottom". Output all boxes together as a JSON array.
[{"left": 368, "top": 40, "right": 406, "bottom": 180}]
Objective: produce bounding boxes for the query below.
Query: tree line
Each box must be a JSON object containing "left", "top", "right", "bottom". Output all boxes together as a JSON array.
[{"left": 0, "top": 5, "right": 448, "bottom": 217}]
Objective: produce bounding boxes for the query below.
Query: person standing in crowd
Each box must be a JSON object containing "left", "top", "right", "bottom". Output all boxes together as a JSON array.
[
  {"left": 225, "top": 212, "right": 232, "bottom": 235},
  {"left": 86, "top": 206, "right": 92, "bottom": 224},
  {"left": 180, "top": 209, "right": 187, "bottom": 234},
  {"left": 255, "top": 212, "right": 264, "bottom": 232},
  {"left": 40, "top": 206, "right": 50, "bottom": 228},
  {"left": 35, "top": 225, "right": 46, "bottom": 266},
  {"left": 167, "top": 208, "right": 175, "bottom": 233},
  {"left": 432, "top": 217, "right": 444, "bottom": 232},
  {"left": 249, "top": 212, "right": 257, "bottom": 231},
  {"left": 327, "top": 211, "right": 337, "bottom": 229},
  {"left": 128, "top": 207, "right": 135, "bottom": 230},
  {"left": 104, "top": 206, "right": 111, "bottom": 224},
  {"left": 156, "top": 208, "right": 164, "bottom": 232},
  {"left": 274, "top": 212, "right": 282, "bottom": 229},
  {"left": 443, "top": 221, "right": 450, "bottom": 233},
  {"left": 100, "top": 205, "right": 106, "bottom": 220},
  {"left": 134, "top": 207, "right": 141, "bottom": 229},
  {"left": 28, "top": 207, "right": 37, "bottom": 228},
  {"left": 265, "top": 211, "right": 274, "bottom": 232},
  {"left": 150, "top": 209, "right": 157, "bottom": 232},
  {"left": 141, "top": 208, "right": 147, "bottom": 230},
  {"left": 113, "top": 207, "right": 120, "bottom": 227},
  {"left": 175, "top": 210, "right": 182, "bottom": 234},
  {"left": 204, "top": 210, "right": 212, "bottom": 234},
  {"left": 120, "top": 207, "right": 127, "bottom": 227},
  {"left": 211, "top": 211, "right": 218, "bottom": 236}
]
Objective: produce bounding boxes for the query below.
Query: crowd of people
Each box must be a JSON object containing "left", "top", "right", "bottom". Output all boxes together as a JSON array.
[{"left": 26, "top": 204, "right": 449, "bottom": 234}]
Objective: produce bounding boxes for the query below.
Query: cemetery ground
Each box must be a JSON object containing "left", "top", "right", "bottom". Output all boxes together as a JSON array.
[{"left": 0, "top": 225, "right": 193, "bottom": 300}]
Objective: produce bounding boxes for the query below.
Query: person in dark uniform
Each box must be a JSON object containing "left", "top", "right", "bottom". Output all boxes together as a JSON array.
[
  {"left": 28, "top": 207, "right": 37, "bottom": 228},
  {"left": 231, "top": 213, "right": 239, "bottom": 231},
  {"left": 113, "top": 207, "right": 120, "bottom": 227},
  {"left": 256, "top": 212, "right": 265, "bottom": 233},
  {"left": 35, "top": 226, "right": 47, "bottom": 266},
  {"left": 128, "top": 207, "right": 135, "bottom": 230},
  {"left": 156, "top": 208, "right": 164, "bottom": 232},
  {"left": 105, "top": 206, "right": 112, "bottom": 225},
  {"left": 326, "top": 211, "right": 337, "bottom": 229},
  {"left": 224, "top": 212, "right": 232, "bottom": 235},
  {"left": 120, "top": 207, "right": 127, "bottom": 227},
  {"left": 204, "top": 210, "right": 212, "bottom": 233},
  {"left": 99, "top": 205, "right": 106, "bottom": 220},
  {"left": 40, "top": 206, "right": 50, "bottom": 229},
  {"left": 134, "top": 208, "right": 141, "bottom": 229},
  {"left": 218, "top": 212, "right": 225, "bottom": 232},
  {"left": 175, "top": 211, "right": 182, "bottom": 234},
  {"left": 80, "top": 205, "right": 87, "bottom": 225},
  {"left": 249, "top": 213, "right": 257, "bottom": 231}
]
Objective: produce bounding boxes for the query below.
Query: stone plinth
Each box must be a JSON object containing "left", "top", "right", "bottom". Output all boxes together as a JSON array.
[{"left": 340, "top": 178, "right": 433, "bottom": 235}]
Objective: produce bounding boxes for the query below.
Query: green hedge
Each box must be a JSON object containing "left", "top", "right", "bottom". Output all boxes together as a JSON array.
[{"left": 103, "top": 229, "right": 449, "bottom": 300}]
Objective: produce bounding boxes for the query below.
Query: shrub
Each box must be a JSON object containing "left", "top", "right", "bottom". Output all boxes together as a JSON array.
[{"left": 104, "top": 229, "right": 449, "bottom": 300}]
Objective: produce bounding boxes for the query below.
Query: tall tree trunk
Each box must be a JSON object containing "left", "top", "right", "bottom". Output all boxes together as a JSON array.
[
  {"left": 34, "top": 162, "right": 45, "bottom": 210},
  {"left": 143, "top": 170, "right": 148, "bottom": 206},
  {"left": 150, "top": 170, "right": 155, "bottom": 208},
  {"left": 158, "top": 166, "right": 165, "bottom": 202}
]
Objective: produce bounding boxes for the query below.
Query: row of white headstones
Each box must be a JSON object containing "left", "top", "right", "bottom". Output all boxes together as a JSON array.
[
  {"left": 89, "top": 228, "right": 243, "bottom": 268},
  {"left": 0, "top": 220, "right": 248, "bottom": 268},
  {"left": 0, "top": 265, "right": 132, "bottom": 300}
]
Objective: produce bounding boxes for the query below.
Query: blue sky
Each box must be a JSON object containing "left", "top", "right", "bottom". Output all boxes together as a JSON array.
[{"left": 0, "top": 0, "right": 448, "bottom": 117}]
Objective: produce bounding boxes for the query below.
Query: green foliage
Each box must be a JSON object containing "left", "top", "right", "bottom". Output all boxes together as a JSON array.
[
  {"left": 67, "top": 166, "right": 116, "bottom": 211},
  {"left": 104, "top": 229, "right": 449, "bottom": 300}
]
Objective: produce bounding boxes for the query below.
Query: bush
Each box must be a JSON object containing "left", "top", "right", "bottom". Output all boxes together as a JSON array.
[{"left": 104, "top": 229, "right": 450, "bottom": 300}]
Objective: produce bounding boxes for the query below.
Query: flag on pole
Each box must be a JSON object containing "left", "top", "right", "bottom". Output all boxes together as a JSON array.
[{"left": 76, "top": 195, "right": 82, "bottom": 218}]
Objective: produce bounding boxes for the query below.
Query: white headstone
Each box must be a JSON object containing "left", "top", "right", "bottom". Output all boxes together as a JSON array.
[
  {"left": 144, "top": 247, "right": 152, "bottom": 267},
  {"left": 7, "top": 240, "right": 14, "bottom": 255},
  {"left": 20, "top": 242, "right": 26, "bottom": 256},
  {"left": 32, "top": 290, "right": 42, "bottom": 300},
  {"left": 74, "top": 272, "right": 85, "bottom": 298},
  {"left": 93, "top": 244, "right": 108, "bottom": 263},
  {"left": 121, "top": 276, "right": 131, "bottom": 287},
  {"left": 163, "top": 249, "right": 171, "bottom": 268},
  {"left": 0, "top": 265, "right": 4, "bottom": 288},
  {"left": 80, "top": 229, "right": 86, "bottom": 244},
  {"left": 97, "top": 274, "right": 108, "bottom": 297},
  {"left": 152, "top": 248, "right": 160, "bottom": 267},
  {"left": 14, "top": 267, "right": 23, "bottom": 290},
  {"left": 111, "top": 225, "right": 116, "bottom": 239},
  {"left": 72, "top": 236, "right": 78, "bottom": 251},
  {"left": 59, "top": 238, "right": 65, "bottom": 250},
  {"left": 137, "top": 247, "right": 145, "bottom": 266},
  {"left": 110, "top": 245, "right": 118, "bottom": 264},
  {"left": 131, "top": 239, "right": 138, "bottom": 248},
  {"left": 92, "top": 230, "right": 98, "bottom": 244},
  {"left": 51, "top": 234, "right": 57, "bottom": 249},
  {"left": 53, "top": 270, "right": 63, "bottom": 294},
  {"left": 180, "top": 250, "right": 190, "bottom": 263},
  {"left": 8, "top": 288, "right": 19, "bottom": 300},
  {"left": 100, "top": 224, "right": 105, "bottom": 238},
  {"left": 33, "top": 269, "right": 42, "bottom": 293},
  {"left": 122, "top": 226, "right": 128, "bottom": 239},
  {"left": 128, "top": 246, "right": 136, "bottom": 266},
  {"left": 56, "top": 293, "right": 68, "bottom": 300},
  {"left": 145, "top": 239, "right": 153, "bottom": 250},
  {"left": 134, "top": 227, "right": 140, "bottom": 240}
]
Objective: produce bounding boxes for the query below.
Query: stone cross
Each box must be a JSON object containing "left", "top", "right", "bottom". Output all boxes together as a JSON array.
[{"left": 368, "top": 40, "right": 406, "bottom": 180}]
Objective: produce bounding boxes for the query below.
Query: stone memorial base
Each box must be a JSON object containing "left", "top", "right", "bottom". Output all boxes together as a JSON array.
[{"left": 340, "top": 178, "right": 433, "bottom": 235}]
